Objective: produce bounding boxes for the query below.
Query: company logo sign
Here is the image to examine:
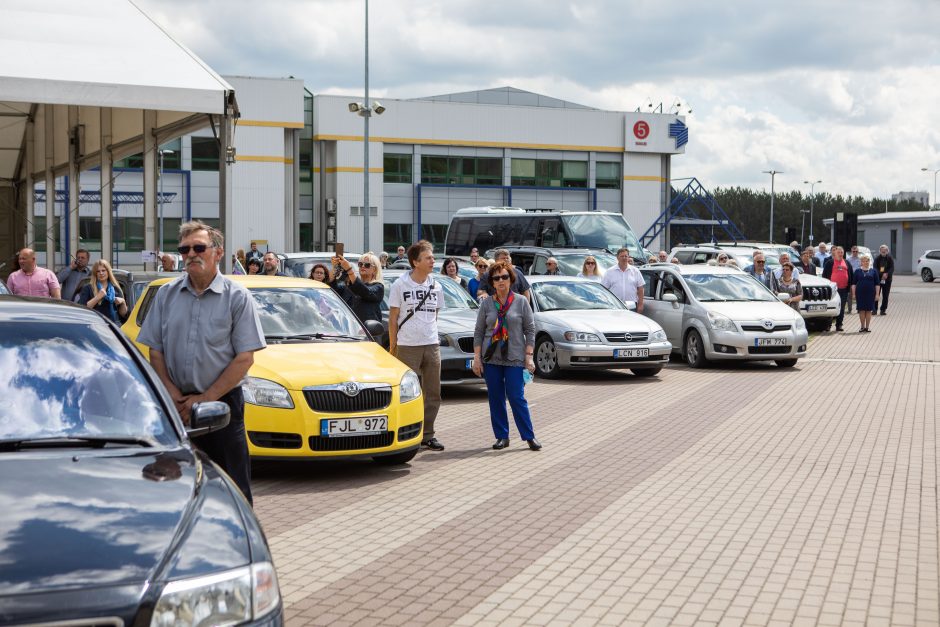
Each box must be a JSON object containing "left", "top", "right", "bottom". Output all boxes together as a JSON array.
[{"left": 669, "top": 119, "right": 689, "bottom": 149}]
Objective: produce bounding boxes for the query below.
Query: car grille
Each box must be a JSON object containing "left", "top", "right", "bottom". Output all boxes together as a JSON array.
[
  {"left": 456, "top": 336, "right": 475, "bottom": 353},
  {"left": 309, "top": 432, "right": 394, "bottom": 452},
  {"left": 802, "top": 285, "right": 832, "bottom": 301},
  {"left": 741, "top": 324, "right": 793, "bottom": 333},
  {"left": 398, "top": 422, "right": 423, "bottom": 441},
  {"left": 747, "top": 346, "right": 791, "bottom": 355},
  {"left": 603, "top": 332, "right": 650, "bottom": 343},
  {"left": 14, "top": 620, "right": 123, "bottom": 627},
  {"left": 248, "top": 431, "right": 303, "bottom": 449},
  {"left": 304, "top": 387, "right": 392, "bottom": 413}
]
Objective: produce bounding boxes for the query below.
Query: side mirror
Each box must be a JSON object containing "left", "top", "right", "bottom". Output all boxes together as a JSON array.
[
  {"left": 777, "top": 293, "right": 791, "bottom": 302},
  {"left": 187, "top": 401, "right": 230, "bottom": 437},
  {"left": 662, "top": 293, "right": 679, "bottom": 304},
  {"left": 364, "top": 319, "right": 386, "bottom": 341}
]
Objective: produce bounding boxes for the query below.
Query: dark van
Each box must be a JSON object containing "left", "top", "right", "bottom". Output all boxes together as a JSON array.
[{"left": 444, "top": 207, "right": 647, "bottom": 260}]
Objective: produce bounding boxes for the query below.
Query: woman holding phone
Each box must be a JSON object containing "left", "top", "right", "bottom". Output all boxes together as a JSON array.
[{"left": 329, "top": 251, "right": 385, "bottom": 323}]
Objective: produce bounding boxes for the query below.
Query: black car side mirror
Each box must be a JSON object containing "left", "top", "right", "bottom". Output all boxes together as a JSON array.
[
  {"left": 187, "top": 401, "right": 230, "bottom": 437},
  {"left": 364, "top": 319, "right": 386, "bottom": 341}
]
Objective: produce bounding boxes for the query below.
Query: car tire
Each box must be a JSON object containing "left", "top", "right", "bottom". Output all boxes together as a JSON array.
[
  {"left": 373, "top": 448, "right": 418, "bottom": 465},
  {"left": 922, "top": 268, "right": 935, "bottom": 282},
  {"left": 535, "top": 335, "right": 562, "bottom": 379},
  {"left": 630, "top": 367, "right": 663, "bottom": 377},
  {"left": 684, "top": 329, "right": 707, "bottom": 368},
  {"left": 775, "top": 359, "right": 798, "bottom": 368}
]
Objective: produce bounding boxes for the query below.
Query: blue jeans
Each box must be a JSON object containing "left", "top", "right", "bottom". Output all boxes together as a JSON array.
[{"left": 483, "top": 363, "right": 535, "bottom": 441}]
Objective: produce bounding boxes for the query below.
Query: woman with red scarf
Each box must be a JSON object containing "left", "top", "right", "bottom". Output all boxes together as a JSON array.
[{"left": 471, "top": 260, "right": 540, "bottom": 451}]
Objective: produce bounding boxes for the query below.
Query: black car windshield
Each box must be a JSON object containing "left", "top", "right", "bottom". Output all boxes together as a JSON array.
[
  {"left": 0, "top": 321, "right": 175, "bottom": 444},
  {"left": 381, "top": 274, "right": 478, "bottom": 311},
  {"left": 532, "top": 280, "right": 626, "bottom": 311},
  {"left": 563, "top": 214, "right": 645, "bottom": 259},
  {"left": 251, "top": 287, "right": 370, "bottom": 339},
  {"left": 683, "top": 273, "right": 777, "bottom": 302}
]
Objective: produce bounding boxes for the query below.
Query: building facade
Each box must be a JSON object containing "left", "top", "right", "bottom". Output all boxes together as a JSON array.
[{"left": 825, "top": 210, "right": 940, "bottom": 273}]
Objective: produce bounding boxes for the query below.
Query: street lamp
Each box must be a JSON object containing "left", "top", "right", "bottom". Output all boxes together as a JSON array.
[
  {"left": 762, "top": 170, "right": 783, "bottom": 242},
  {"left": 346, "top": 0, "right": 386, "bottom": 253},
  {"left": 804, "top": 180, "right": 821, "bottom": 245},
  {"left": 158, "top": 149, "right": 175, "bottom": 254},
  {"left": 921, "top": 167, "right": 939, "bottom": 209}
]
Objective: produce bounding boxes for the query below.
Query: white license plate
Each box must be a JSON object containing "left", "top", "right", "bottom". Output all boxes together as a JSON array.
[
  {"left": 755, "top": 338, "right": 788, "bottom": 347},
  {"left": 466, "top": 358, "right": 473, "bottom": 369},
  {"left": 321, "top": 416, "right": 387, "bottom": 437},
  {"left": 807, "top": 304, "right": 827, "bottom": 312},
  {"left": 614, "top": 348, "right": 649, "bottom": 358}
]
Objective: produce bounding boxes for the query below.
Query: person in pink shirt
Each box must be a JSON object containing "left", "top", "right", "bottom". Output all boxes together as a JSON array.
[{"left": 7, "top": 248, "right": 61, "bottom": 299}]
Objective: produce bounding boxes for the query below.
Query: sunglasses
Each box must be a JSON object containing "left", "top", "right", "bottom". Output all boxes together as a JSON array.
[
  {"left": 178, "top": 244, "right": 210, "bottom": 255},
  {"left": 585, "top": 261, "right": 596, "bottom": 265},
  {"left": 357, "top": 262, "right": 373, "bottom": 268},
  {"left": 491, "top": 274, "right": 511, "bottom": 282},
  {"left": 718, "top": 256, "right": 728, "bottom": 260}
]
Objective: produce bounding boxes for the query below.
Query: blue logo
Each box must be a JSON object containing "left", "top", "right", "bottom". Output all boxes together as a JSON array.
[{"left": 668, "top": 118, "right": 688, "bottom": 149}]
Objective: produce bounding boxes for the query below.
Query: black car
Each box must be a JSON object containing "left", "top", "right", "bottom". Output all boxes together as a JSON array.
[{"left": 0, "top": 297, "right": 282, "bottom": 625}]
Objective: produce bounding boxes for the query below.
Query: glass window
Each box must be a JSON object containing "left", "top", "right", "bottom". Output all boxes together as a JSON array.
[
  {"left": 384, "top": 154, "right": 412, "bottom": 183},
  {"left": 191, "top": 137, "right": 220, "bottom": 172},
  {"left": 421, "top": 224, "right": 447, "bottom": 251},
  {"left": 596, "top": 161, "right": 621, "bottom": 189},
  {"left": 420, "top": 156, "right": 502, "bottom": 185},
  {"left": 384, "top": 223, "right": 413, "bottom": 252},
  {"left": 476, "top": 158, "right": 502, "bottom": 185},
  {"left": 79, "top": 217, "right": 101, "bottom": 245},
  {"left": 531, "top": 280, "right": 626, "bottom": 312},
  {"left": 250, "top": 287, "right": 370, "bottom": 340},
  {"left": 511, "top": 158, "right": 536, "bottom": 186},
  {"left": 32, "top": 216, "right": 62, "bottom": 253}
]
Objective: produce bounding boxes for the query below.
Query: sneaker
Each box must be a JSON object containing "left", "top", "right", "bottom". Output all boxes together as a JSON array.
[{"left": 421, "top": 438, "right": 445, "bottom": 451}]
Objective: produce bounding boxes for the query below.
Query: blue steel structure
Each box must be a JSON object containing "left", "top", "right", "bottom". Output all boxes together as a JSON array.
[
  {"left": 639, "top": 177, "right": 745, "bottom": 249},
  {"left": 415, "top": 183, "right": 598, "bottom": 242}
]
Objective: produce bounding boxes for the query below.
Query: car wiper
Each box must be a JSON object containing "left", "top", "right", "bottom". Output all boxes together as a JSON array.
[
  {"left": 698, "top": 298, "right": 727, "bottom": 302},
  {"left": 312, "top": 332, "right": 364, "bottom": 341},
  {"left": 0, "top": 436, "right": 156, "bottom": 451}
]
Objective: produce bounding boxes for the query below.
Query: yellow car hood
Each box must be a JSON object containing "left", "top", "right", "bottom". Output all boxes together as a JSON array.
[{"left": 249, "top": 341, "right": 408, "bottom": 390}]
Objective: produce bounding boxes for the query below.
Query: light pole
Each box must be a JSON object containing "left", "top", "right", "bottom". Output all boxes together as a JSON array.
[
  {"left": 803, "top": 179, "right": 821, "bottom": 245},
  {"left": 346, "top": 0, "right": 385, "bottom": 253},
  {"left": 762, "top": 170, "right": 782, "bottom": 242},
  {"left": 158, "top": 149, "right": 175, "bottom": 254},
  {"left": 921, "top": 167, "right": 939, "bottom": 209},
  {"left": 799, "top": 209, "right": 810, "bottom": 248}
]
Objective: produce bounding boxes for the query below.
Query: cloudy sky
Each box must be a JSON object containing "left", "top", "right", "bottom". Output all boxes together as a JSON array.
[{"left": 139, "top": 0, "right": 940, "bottom": 201}]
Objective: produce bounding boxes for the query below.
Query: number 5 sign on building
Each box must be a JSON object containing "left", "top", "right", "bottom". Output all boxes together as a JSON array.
[{"left": 633, "top": 121, "right": 650, "bottom": 140}]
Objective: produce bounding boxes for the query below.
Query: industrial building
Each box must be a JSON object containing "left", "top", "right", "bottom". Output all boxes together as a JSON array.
[{"left": 824, "top": 210, "right": 940, "bottom": 273}]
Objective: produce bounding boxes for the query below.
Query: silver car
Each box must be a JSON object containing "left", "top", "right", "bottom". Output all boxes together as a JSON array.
[
  {"left": 640, "top": 265, "right": 809, "bottom": 368},
  {"left": 526, "top": 276, "right": 672, "bottom": 379}
]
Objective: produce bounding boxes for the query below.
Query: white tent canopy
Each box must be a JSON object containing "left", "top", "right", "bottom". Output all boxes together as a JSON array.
[{"left": 0, "top": 0, "right": 236, "bottom": 269}]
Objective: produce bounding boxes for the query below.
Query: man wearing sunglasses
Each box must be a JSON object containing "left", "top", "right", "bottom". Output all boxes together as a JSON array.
[{"left": 138, "top": 221, "right": 266, "bottom": 505}]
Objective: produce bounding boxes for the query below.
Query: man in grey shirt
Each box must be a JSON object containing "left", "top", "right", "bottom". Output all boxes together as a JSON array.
[
  {"left": 138, "top": 221, "right": 265, "bottom": 504},
  {"left": 57, "top": 248, "right": 91, "bottom": 302}
]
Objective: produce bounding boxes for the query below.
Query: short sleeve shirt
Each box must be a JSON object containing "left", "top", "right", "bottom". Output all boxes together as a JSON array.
[
  {"left": 7, "top": 267, "right": 60, "bottom": 298},
  {"left": 601, "top": 265, "right": 644, "bottom": 303},
  {"left": 137, "top": 272, "right": 266, "bottom": 394},
  {"left": 388, "top": 272, "right": 444, "bottom": 346}
]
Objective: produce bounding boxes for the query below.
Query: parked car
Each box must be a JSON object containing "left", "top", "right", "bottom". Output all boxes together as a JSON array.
[
  {"left": 0, "top": 295, "right": 282, "bottom": 625},
  {"left": 669, "top": 243, "right": 841, "bottom": 332},
  {"left": 278, "top": 251, "right": 362, "bottom": 278},
  {"left": 123, "top": 275, "right": 425, "bottom": 463},
  {"left": 432, "top": 258, "right": 477, "bottom": 286},
  {"left": 0, "top": 278, "right": 7, "bottom": 294},
  {"left": 917, "top": 249, "right": 940, "bottom": 282},
  {"left": 525, "top": 275, "right": 671, "bottom": 378},
  {"left": 639, "top": 264, "right": 809, "bottom": 368},
  {"left": 483, "top": 246, "right": 619, "bottom": 277},
  {"left": 380, "top": 270, "right": 483, "bottom": 385}
]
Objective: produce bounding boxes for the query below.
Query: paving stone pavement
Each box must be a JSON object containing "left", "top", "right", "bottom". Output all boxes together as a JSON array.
[{"left": 251, "top": 274, "right": 940, "bottom": 626}]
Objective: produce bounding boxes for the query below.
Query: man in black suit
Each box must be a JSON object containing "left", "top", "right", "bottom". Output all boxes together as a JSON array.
[{"left": 873, "top": 245, "right": 895, "bottom": 315}]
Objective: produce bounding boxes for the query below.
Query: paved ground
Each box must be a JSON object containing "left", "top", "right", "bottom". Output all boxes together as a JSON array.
[{"left": 253, "top": 274, "right": 940, "bottom": 626}]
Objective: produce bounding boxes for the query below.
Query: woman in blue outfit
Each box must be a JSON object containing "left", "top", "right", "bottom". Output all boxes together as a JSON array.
[
  {"left": 468, "top": 258, "right": 489, "bottom": 300},
  {"left": 471, "top": 260, "right": 541, "bottom": 451},
  {"left": 851, "top": 254, "right": 880, "bottom": 333},
  {"left": 78, "top": 259, "right": 128, "bottom": 323}
]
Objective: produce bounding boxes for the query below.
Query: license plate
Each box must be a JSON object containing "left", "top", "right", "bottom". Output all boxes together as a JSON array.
[
  {"left": 807, "top": 304, "right": 827, "bottom": 312},
  {"left": 466, "top": 358, "right": 473, "bottom": 369},
  {"left": 755, "top": 338, "right": 788, "bottom": 347},
  {"left": 614, "top": 348, "right": 649, "bottom": 358},
  {"left": 321, "top": 416, "right": 387, "bottom": 437}
]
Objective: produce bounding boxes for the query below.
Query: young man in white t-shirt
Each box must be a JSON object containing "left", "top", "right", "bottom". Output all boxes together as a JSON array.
[{"left": 388, "top": 240, "right": 446, "bottom": 451}]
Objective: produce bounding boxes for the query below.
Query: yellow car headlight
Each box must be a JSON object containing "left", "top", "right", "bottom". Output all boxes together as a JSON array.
[
  {"left": 242, "top": 377, "right": 294, "bottom": 409},
  {"left": 399, "top": 370, "right": 421, "bottom": 403},
  {"left": 150, "top": 562, "right": 280, "bottom": 627}
]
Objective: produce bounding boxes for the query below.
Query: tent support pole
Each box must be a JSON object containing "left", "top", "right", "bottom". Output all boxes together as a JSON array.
[
  {"left": 143, "top": 110, "right": 157, "bottom": 270},
  {"left": 100, "top": 108, "right": 113, "bottom": 266}
]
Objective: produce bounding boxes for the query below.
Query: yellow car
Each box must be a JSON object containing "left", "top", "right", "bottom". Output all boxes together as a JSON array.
[{"left": 122, "top": 275, "right": 424, "bottom": 464}]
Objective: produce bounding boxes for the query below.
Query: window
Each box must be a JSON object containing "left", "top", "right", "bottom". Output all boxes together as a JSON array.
[
  {"left": 421, "top": 224, "right": 448, "bottom": 251},
  {"left": 191, "top": 137, "right": 220, "bottom": 171},
  {"left": 596, "top": 161, "right": 621, "bottom": 189},
  {"left": 420, "top": 156, "right": 502, "bottom": 186},
  {"left": 32, "top": 216, "right": 62, "bottom": 253},
  {"left": 384, "top": 154, "right": 412, "bottom": 183},
  {"left": 79, "top": 217, "right": 102, "bottom": 245},
  {"left": 115, "top": 217, "right": 145, "bottom": 252},
  {"left": 384, "top": 224, "right": 413, "bottom": 252},
  {"left": 299, "top": 139, "right": 313, "bottom": 182},
  {"left": 511, "top": 159, "right": 589, "bottom": 188},
  {"left": 115, "top": 139, "right": 181, "bottom": 170}
]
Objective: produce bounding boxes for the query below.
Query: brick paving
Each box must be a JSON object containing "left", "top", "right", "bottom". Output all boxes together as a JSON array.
[{"left": 252, "top": 274, "right": 940, "bottom": 626}]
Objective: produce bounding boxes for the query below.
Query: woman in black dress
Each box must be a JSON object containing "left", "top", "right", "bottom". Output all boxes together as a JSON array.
[
  {"left": 851, "top": 255, "right": 880, "bottom": 333},
  {"left": 329, "top": 252, "right": 384, "bottom": 324}
]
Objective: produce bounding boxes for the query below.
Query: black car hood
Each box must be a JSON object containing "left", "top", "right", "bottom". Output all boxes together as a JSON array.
[{"left": 0, "top": 447, "right": 252, "bottom": 596}]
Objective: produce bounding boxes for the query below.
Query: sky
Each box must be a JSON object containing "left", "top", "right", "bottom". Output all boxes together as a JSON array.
[{"left": 139, "top": 0, "right": 940, "bottom": 201}]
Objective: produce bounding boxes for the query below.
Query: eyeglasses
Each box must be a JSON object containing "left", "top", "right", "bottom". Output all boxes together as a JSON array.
[
  {"left": 585, "top": 261, "right": 596, "bottom": 265},
  {"left": 491, "top": 274, "right": 511, "bottom": 282},
  {"left": 178, "top": 244, "right": 210, "bottom": 255},
  {"left": 718, "top": 256, "right": 728, "bottom": 261},
  {"left": 754, "top": 260, "right": 765, "bottom": 264},
  {"left": 851, "top": 249, "right": 858, "bottom": 252},
  {"left": 357, "top": 262, "right": 373, "bottom": 268}
]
